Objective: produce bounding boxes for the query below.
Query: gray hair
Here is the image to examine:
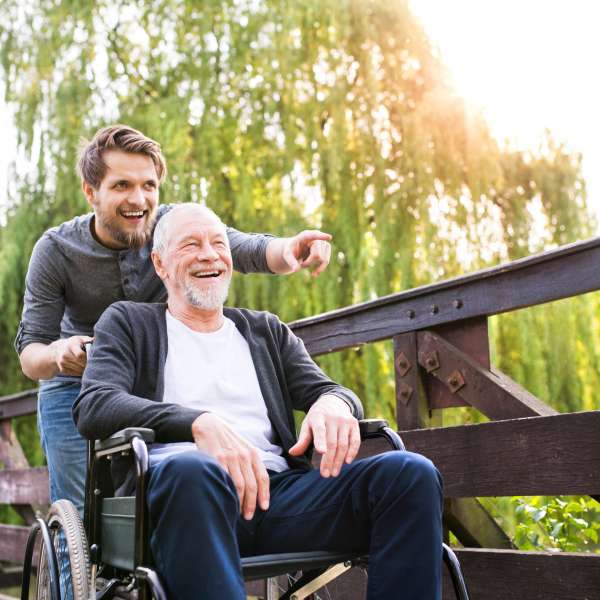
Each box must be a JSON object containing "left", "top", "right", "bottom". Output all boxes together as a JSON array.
[{"left": 153, "top": 203, "right": 225, "bottom": 256}]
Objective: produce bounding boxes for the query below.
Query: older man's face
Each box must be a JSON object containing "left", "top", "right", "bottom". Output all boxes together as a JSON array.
[{"left": 159, "top": 209, "right": 232, "bottom": 310}]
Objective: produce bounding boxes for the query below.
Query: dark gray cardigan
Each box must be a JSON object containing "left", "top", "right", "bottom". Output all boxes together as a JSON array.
[{"left": 73, "top": 302, "right": 363, "bottom": 473}]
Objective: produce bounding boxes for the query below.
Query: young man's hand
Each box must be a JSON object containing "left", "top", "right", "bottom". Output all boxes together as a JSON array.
[
  {"left": 51, "top": 335, "right": 93, "bottom": 376},
  {"left": 267, "top": 230, "right": 332, "bottom": 276},
  {"left": 289, "top": 394, "right": 360, "bottom": 477},
  {"left": 191, "top": 413, "right": 270, "bottom": 520}
]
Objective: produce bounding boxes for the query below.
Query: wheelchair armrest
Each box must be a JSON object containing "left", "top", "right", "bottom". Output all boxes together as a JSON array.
[
  {"left": 358, "top": 419, "right": 405, "bottom": 451},
  {"left": 94, "top": 427, "right": 155, "bottom": 452}
]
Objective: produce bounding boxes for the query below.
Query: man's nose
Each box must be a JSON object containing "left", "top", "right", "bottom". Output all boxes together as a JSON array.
[
  {"left": 128, "top": 186, "right": 146, "bottom": 206},
  {"left": 195, "top": 242, "right": 219, "bottom": 261}
]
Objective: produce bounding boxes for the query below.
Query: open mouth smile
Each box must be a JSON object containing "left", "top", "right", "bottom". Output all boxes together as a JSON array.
[
  {"left": 119, "top": 209, "right": 148, "bottom": 221},
  {"left": 191, "top": 269, "right": 224, "bottom": 279}
]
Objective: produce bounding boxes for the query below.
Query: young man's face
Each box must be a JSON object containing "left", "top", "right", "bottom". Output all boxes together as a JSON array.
[{"left": 83, "top": 149, "right": 159, "bottom": 250}]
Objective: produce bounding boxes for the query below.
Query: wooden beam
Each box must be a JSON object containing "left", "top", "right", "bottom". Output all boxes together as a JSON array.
[
  {"left": 393, "top": 332, "right": 424, "bottom": 430},
  {"left": 0, "top": 468, "right": 49, "bottom": 505},
  {"left": 442, "top": 549, "right": 600, "bottom": 600},
  {"left": 444, "top": 498, "right": 514, "bottom": 549},
  {"left": 0, "top": 525, "right": 29, "bottom": 563},
  {"left": 0, "top": 389, "right": 37, "bottom": 421},
  {"left": 290, "top": 237, "right": 600, "bottom": 355},
  {"left": 400, "top": 411, "right": 600, "bottom": 497},
  {"left": 417, "top": 330, "right": 557, "bottom": 419}
]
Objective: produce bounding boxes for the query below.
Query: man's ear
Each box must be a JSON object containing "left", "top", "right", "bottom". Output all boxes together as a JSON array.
[
  {"left": 82, "top": 180, "right": 95, "bottom": 208},
  {"left": 151, "top": 250, "right": 167, "bottom": 280}
]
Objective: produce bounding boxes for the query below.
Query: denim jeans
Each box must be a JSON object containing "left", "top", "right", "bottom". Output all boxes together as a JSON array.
[
  {"left": 38, "top": 380, "right": 87, "bottom": 515},
  {"left": 38, "top": 379, "right": 87, "bottom": 600},
  {"left": 148, "top": 450, "right": 443, "bottom": 600}
]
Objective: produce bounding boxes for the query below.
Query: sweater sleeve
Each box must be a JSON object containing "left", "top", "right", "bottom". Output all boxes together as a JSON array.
[
  {"left": 73, "top": 304, "right": 203, "bottom": 442},
  {"left": 226, "top": 226, "right": 275, "bottom": 274},
  {"left": 15, "top": 235, "right": 66, "bottom": 354},
  {"left": 274, "top": 315, "right": 364, "bottom": 418}
]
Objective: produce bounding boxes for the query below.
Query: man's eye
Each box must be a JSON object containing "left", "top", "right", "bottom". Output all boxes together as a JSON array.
[
  {"left": 145, "top": 182, "right": 157, "bottom": 190},
  {"left": 115, "top": 182, "right": 127, "bottom": 189}
]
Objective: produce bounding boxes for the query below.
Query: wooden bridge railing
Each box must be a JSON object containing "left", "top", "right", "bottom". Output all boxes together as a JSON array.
[{"left": 2, "top": 236, "right": 600, "bottom": 598}]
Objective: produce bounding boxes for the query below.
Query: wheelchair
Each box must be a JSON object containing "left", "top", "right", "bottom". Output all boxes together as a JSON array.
[{"left": 21, "top": 419, "right": 470, "bottom": 600}]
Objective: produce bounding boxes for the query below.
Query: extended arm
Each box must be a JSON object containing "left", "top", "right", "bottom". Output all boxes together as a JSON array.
[{"left": 226, "top": 226, "right": 332, "bottom": 276}]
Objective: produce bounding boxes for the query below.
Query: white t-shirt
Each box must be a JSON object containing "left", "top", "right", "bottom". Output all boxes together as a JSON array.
[{"left": 149, "top": 311, "right": 289, "bottom": 472}]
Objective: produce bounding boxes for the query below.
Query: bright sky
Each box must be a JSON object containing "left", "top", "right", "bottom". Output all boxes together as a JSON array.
[
  {"left": 1, "top": 1, "right": 600, "bottom": 226},
  {"left": 410, "top": 0, "right": 600, "bottom": 222}
]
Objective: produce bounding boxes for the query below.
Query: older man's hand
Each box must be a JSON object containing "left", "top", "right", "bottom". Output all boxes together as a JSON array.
[
  {"left": 266, "top": 230, "right": 332, "bottom": 276},
  {"left": 288, "top": 394, "right": 360, "bottom": 477},
  {"left": 191, "top": 413, "right": 270, "bottom": 520}
]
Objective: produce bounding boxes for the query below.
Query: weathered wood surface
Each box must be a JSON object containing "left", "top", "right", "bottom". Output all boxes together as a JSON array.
[
  {"left": 0, "top": 390, "right": 37, "bottom": 421},
  {"left": 0, "top": 525, "right": 30, "bottom": 563},
  {"left": 417, "top": 330, "right": 557, "bottom": 419},
  {"left": 291, "top": 236, "right": 600, "bottom": 355},
  {"left": 0, "top": 468, "right": 49, "bottom": 505},
  {"left": 400, "top": 411, "right": 600, "bottom": 497},
  {"left": 0, "top": 565, "right": 22, "bottom": 591},
  {"left": 442, "top": 549, "right": 600, "bottom": 600}
]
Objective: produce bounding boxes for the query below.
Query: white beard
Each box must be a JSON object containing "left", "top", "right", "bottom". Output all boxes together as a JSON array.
[{"left": 183, "top": 275, "right": 231, "bottom": 310}]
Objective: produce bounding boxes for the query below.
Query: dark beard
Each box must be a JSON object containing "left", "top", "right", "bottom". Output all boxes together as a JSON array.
[{"left": 98, "top": 211, "right": 157, "bottom": 249}]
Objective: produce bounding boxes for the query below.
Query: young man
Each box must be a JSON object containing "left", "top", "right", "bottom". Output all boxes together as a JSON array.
[
  {"left": 15, "top": 125, "right": 333, "bottom": 513},
  {"left": 73, "top": 204, "right": 443, "bottom": 600}
]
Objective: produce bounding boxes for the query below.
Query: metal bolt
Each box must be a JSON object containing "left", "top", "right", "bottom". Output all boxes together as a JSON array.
[
  {"left": 446, "top": 369, "right": 466, "bottom": 393},
  {"left": 430, "top": 304, "right": 439, "bottom": 315},
  {"left": 398, "top": 383, "right": 414, "bottom": 405},
  {"left": 395, "top": 351, "right": 411, "bottom": 376},
  {"left": 453, "top": 299, "right": 463, "bottom": 309},
  {"left": 422, "top": 350, "right": 440, "bottom": 372},
  {"left": 406, "top": 309, "right": 415, "bottom": 319}
]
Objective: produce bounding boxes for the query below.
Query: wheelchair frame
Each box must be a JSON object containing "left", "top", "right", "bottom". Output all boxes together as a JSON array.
[{"left": 22, "top": 419, "right": 470, "bottom": 600}]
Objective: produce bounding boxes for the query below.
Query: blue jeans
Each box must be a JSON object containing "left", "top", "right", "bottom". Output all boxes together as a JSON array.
[
  {"left": 38, "top": 380, "right": 87, "bottom": 600},
  {"left": 38, "top": 380, "right": 87, "bottom": 514},
  {"left": 147, "top": 450, "right": 443, "bottom": 600}
]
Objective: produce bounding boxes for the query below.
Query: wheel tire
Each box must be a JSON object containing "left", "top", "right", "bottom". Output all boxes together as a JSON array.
[{"left": 36, "top": 500, "right": 91, "bottom": 600}]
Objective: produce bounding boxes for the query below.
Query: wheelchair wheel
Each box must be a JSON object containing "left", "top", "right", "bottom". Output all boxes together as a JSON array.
[{"left": 36, "top": 500, "right": 91, "bottom": 600}]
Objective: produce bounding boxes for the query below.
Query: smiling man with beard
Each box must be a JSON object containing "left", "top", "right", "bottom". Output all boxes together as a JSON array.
[
  {"left": 73, "top": 204, "right": 443, "bottom": 600},
  {"left": 15, "top": 124, "right": 334, "bottom": 517}
]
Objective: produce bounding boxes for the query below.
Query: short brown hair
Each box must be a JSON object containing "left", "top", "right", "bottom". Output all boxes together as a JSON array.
[{"left": 77, "top": 124, "right": 167, "bottom": 189}]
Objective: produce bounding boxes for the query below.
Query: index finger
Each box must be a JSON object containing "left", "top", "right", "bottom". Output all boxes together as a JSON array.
[
  {"left": 297, "top": 230, "right": 332, "bottom": 243},
  {"left": 253, "top": 453, "right": 270, "bottom": 511}
]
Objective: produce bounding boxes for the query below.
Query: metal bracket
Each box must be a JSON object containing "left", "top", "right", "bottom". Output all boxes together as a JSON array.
[{"left": 289, "top": 561, "right": 353, "bottom": 600}]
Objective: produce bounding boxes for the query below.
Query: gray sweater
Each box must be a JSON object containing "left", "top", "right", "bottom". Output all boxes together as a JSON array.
[{"left": 73, "top": 302, "right": 363, "bottom": 473}]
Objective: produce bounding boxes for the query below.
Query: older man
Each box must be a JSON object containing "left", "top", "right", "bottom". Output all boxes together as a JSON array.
[{"left": 73, "top": 204, "right": 443, "bottom": 600}]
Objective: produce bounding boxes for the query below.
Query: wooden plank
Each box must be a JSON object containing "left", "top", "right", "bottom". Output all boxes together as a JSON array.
[
  {"left": 400, "top": 411, "right": 600, "bottom": 497},
  {"left": 442, "top": 549, "right": 600, "bottom": 600},
  {"left": 0, "top": 566, "right": 22, "bottom": 590},
  {"left": 393, "top": 333, "right": 424, "bottom": 430},
  {"left": 290, "top": 238, "right": 600, "bottom": 355},
  {"left": 0, "top": 468, "right": 49, "bottom": 505},
  {"left": 425, "top": 318, "right": 488, "bottom": 409},
  {"left": 0, "top": 525, "right": 30, "bottom": 563},
  {"left": 417, "top": 330, "right": 557, "bottom": 419},
  {"left": 0, "top": 389, "right": 38, "bottom": 420}
]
